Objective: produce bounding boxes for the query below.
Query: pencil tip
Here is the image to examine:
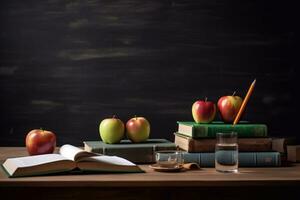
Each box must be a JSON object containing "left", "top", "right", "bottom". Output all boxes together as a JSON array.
[{"left": 253, "top": 79, "right": 256, "bottom": 84}]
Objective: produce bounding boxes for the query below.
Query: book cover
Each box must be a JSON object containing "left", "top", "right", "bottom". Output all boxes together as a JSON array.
[
  {"left": 175, "top": 133, "right": 272, "bottom": 152},
  {"left": 177, "top": 121, "right": 268, "bottom": 138},
  {"left": 182, "top": 151, "right": 281, "bottom": 167},
  {"left": 84, "top": 139, "right": 177, "bottom": 164}
]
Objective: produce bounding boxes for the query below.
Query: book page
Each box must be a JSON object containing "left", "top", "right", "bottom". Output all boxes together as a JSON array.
[
  {"left": 2, "top": 154, "right": 75, "bottom": 177},
  {"left": 5, "top": 154, "right": 67, "bottom": 167},
  {"left": 59, "top": 144, "right": 98, "bottom": 161},
  {"left": 3, "top": 154, "right": 68, "bottom": 175},
  {"left": 59, "top": 144, "right": 84, "bottom": 161},
  {"left": 80, "top": 155, "right": 136, "bottom": 166}
]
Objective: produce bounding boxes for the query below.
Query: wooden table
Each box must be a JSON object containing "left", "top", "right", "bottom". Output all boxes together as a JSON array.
[{"left": 0, "top": 147, "right": 299, "bottom": 200}]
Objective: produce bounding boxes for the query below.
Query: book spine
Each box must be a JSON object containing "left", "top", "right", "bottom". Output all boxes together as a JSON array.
[
  {"left": 175, "top": 135, "right": 272, "bottom": 152},
  {"left": 182, "top": 152, "right": 281, "bottom": 167},
  {"left": 238, "top": 138, "right": 272, "bottom": 152},
  {"left": 193, "top": 125, "right": 268, "bottom": 138},
  {"left": 84, "top": 145, "right": 177, "bottom": 164}
]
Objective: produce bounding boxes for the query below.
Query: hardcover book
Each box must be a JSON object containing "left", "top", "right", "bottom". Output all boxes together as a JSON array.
[
  {"left": 84, "top": 139, "right": 177, "bottom": 163},
  {"left": 272, "top": 137, "right": 297, "bottom": 153},
  {"left": 177, "top": 121, "right": 268, "bottom": 138},
  {"left": 287, "top": 145, "right": 300, "bottom": 162},
  {"left": 175, "top": 133, "right": 272, "bottom": 152},
  {"left": 2, "top": 144, "right": 143, "bottom": 178},
  {"left": 182, "top": 151, "right": 281, "bottom": 167}
]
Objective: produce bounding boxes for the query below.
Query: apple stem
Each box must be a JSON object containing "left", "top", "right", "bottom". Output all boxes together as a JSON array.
[
  {"left": 205, "top": 97, "right": 207, "bottom": 102},
  {"left": 135, "top": 115, "right": 137, "bottom": 120},
  {"left": 232, "top": 91, "right": 236, "bottom": 96},
  {"left": 40, "top": 127, "right": 44, "bottom": 132}
]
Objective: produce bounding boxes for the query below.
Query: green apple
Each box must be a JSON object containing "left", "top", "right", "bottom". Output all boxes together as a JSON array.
[{"left": 99, "top": 116, "right": 125, "bottom": 144}]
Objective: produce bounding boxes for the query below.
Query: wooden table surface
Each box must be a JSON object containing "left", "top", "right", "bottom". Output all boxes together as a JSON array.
[{"left": 1, "top": 147, "right": 299, "bottom": 199}]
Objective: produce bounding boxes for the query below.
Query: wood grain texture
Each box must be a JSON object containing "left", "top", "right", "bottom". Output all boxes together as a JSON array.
[
  {"left": 0, "top": 0, "right": 298, "bottom": 146},
  {"left": 1, "top": 147, "right": 300, "bottom": 188}
]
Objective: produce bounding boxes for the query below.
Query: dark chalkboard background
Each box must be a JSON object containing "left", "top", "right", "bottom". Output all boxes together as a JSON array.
[{"left": 0, "top": 0, "right": 297, "bottom": 146}]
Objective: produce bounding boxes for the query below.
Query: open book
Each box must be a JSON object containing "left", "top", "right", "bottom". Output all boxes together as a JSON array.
[{"left": 2, "top": 144, "right": 143, "bottom": 177}]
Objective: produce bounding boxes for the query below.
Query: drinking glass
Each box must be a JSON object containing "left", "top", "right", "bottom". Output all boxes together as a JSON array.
[
  {"left": 155, "top": 150, "right": 183, "bottom": 168},
  {"left": 215, "top": 132, "right": 238, "bottom": 173}
]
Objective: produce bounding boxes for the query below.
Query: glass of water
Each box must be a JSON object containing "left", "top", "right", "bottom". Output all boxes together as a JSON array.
[{"left": 215, "top": 132, "right": 238, "bottom": 173}]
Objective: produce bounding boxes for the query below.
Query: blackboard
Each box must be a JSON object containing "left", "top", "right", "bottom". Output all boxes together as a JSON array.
[{"left": 0, "top": 0, "right": 297, "bottom": 146}]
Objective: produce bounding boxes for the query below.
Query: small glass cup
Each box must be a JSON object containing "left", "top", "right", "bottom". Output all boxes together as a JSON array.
[
  {"left": 215, "top": 132, "right": 238, "bottom": 173},
  {"left": 155, "top": 150, "right": 183, "bottom": 168}
]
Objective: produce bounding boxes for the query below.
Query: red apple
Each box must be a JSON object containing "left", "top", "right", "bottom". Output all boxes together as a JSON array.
[
  {"left": 126, "top": 116, "right": 150, "bottom": 143},
  {"left": 192, "top": 98, "right": 216, "bottom": 123},
  {"left": 25, "top": 129, "right": 56, "bottom": 155},
  {"left": 217, "top": 93, "right": 243, "bottom": 123}
]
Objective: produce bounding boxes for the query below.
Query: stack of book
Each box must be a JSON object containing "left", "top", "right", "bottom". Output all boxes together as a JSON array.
[{"left": 175, "top": 121, "right": 282, "bottom": 167}]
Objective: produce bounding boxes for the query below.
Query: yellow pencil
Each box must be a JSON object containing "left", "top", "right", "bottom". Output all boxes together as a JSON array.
[{"left": 233, "top": 79, "right": 256, "bottom": 125}]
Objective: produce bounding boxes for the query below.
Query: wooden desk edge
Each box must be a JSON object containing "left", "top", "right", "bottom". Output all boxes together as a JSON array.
[{"left": 1, "top": 179, "right": 300, "bottom": 187}]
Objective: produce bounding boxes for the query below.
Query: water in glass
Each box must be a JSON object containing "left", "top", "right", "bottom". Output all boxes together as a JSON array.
[{"left": 215, "top": 132, "right": 238, "bottom": 173}]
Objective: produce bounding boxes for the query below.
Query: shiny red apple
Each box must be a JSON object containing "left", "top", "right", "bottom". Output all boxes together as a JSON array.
[
  {"left": 126, "top": 116, "right": 150, "bottom": 143},
  {"left": 217, "top": 93, "right": 243, "bottom": 123},
  {"left": 25, "top": 129, "right": 56, "bottom": 155},
  {"left": 192, "top": 98, "right": 216, "bottom": 123}
]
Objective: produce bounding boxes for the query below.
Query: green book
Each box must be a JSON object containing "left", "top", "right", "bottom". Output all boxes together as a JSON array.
[
  {"left": 84, "top": 139, "right": 177, "bottom": 164},
  {"left": 177, "top": 121, "right": 268, "bottom": 138}
]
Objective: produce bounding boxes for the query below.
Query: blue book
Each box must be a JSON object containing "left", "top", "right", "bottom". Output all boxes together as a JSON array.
[{"left": 182, "top": 152, "right": 281, "bottom": 167}]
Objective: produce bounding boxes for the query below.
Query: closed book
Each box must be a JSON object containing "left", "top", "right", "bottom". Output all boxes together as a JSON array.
[
  {"left": 272, "top": 137, "right": 297, "bottom": 153},
  {"left": 177, "top": 121, "right": 267, "bottom": 138},
  {"left": 182, "top": 152, "right": 281, "bottom": 167},
  {"left": 175, "top": 133, "right": 272, "bottom": 152},
  {"left": 84, "top": 139, "right": 177, "bottom": 164}
]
